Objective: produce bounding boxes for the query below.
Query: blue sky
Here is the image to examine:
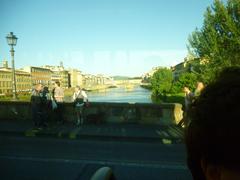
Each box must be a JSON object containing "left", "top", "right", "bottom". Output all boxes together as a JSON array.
[{"left": 0, "top": 0, "right": 214, "bottom": 76}]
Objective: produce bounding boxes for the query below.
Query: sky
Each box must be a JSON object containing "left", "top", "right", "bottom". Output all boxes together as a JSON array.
[{"left": 0, "top": 0, "right": 214, "bottom": 76}]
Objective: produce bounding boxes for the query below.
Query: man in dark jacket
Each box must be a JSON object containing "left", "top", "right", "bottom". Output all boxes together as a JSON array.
[{"left": 31, "top": 83, "right": 45, "bottom": 129}]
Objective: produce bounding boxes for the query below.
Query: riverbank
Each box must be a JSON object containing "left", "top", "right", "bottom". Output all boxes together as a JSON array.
[
  {"left": 63, "top": 84, "right": 117, "bottom": 99},
  {"left": 84, "top": 84, "right": 117, "bottom": 92},
  {"left": 151, "top": 93, "right": 185, "bottom": 105},
  {"left": 140, "top": 83, "right": 152, "bottom": 90}
]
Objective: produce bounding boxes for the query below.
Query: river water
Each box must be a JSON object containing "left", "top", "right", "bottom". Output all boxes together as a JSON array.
[{"left": 87, "top": 86, "right": 152, "bottom": 103}]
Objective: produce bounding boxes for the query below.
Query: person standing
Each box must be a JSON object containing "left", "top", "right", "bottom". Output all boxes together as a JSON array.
[
  {"left": 72, "top": 86, "right": 88, "bottom": 126},
  {"left": 31, "top": 83, "right": 44, "bottom": 129},
  {"left": 52, "top": 81, "right": 64, "bottom": 124},
  {"left": 182, "top": 86, "right": 194, "bottom": 127},
  {"left": 194, "top": 81, "right": 204, "bottom": 97},
  {"left": 41, "top": 86, "right": 51, "bottom": 127},
  {"left": 183, "top": 87, "right": 194, "bottom": 113}
]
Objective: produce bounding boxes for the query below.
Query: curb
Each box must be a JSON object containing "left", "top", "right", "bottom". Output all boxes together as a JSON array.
[{"left": 0, "top": 129, "right": 183, "bottom": 144}]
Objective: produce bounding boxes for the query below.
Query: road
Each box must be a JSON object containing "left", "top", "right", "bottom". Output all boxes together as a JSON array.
[{"left": 0, "top": 135, "right": 192, "bottom": 180}]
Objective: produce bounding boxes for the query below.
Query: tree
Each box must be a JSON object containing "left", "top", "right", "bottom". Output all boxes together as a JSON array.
[
  {"left": 172, "top": 72, "right": 198, "bottom": 93},
  {"left": 188, "top": 0, "right": 240, "bottom": 83},
  {"left": 150, "top": 68, "right": 173, "bottom": 99}
]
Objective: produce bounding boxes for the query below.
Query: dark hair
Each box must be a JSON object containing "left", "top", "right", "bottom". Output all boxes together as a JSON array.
[
  {"left": 185, "top": 67, "right": 240, "bottom": 180},
  {"left": 43, "top": 86, "right": 49, "bottom": 93},
  {"left": 55, "top": 81, "right": 60, "bottom": 87}
]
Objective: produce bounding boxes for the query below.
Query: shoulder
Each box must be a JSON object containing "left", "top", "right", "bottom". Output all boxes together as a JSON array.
[
  {"left": 31, "top": 90, "right": 36, "bottom": 95},
  {"left": 82, "top": 90, "right": 87, "bottom": 95}
]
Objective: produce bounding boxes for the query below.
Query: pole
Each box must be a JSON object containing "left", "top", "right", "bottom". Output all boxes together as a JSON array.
[{"left": 10, "top": 46, "right": 17, "bottom": 100}]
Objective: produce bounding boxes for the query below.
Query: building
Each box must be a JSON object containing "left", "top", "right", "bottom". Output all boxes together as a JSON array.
[
  {"left": 82, "top": 74, "right": 96, "bottom": 86},
  {"left": 59, "top": 70, "right": 69, "bottom": 88},
  {"left": 0, "top": 60, "right": 31, "bottom": 95},
  {"left": 95, "top": 74, "right": 113, "bottom": 85},
  {"left": 171, "top": 61, "right": 189, "bottom": 81},
  {"left": 15, "top": 70, "right": 32, "bottom": 93},
  {"left": 0, "top": 68, "right": 11, "bottom": 95},
  {"left": 80, "top": 73, "right": 114, "bottom": 87},
  {"left": 68, "top": 69, "right": 83, "bottom": 87},
  {"left": 104, "top": 76, "right": 114, "bottom": 85},
  {"left": 22, "top": 66, "right": 52, "bottom": 87},
  {"left": 171, "top": 55, "right": 208, "bottom": 81},
  {"left": 43, "top": 63, "right": 70, "bottom": 88}
]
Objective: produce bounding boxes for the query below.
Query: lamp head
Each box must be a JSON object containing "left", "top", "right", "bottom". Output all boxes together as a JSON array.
[{"left": 6, "top": 32, "right": 18, "bottom": 46}]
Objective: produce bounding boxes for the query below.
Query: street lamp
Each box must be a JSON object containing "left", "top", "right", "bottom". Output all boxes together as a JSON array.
[{"left": 6, "top": 32, "right": 18, "bottom": 100}]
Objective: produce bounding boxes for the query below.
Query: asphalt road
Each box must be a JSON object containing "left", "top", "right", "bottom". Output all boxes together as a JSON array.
[{"left": 0, "top": 135, "right": 192, "bottom": 180}]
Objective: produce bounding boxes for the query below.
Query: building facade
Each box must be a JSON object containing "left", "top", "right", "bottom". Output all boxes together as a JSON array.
[
  {"left": 171, "top": 55, "right": 207, "bottom": 81},
  {"left": 0, "top": 69, "right": 12, "bottom": 95},
  {"left": 43, "top": 64, "right": 70, "bottom": 88},
  {"left": 15, "top": 70, "right": 32, "bottom": 93},
  {"left": 59, "top": 70, "right": 69, "bottom": 88},
  {"left": 171, "top": 61, "right": 189, "bottom": 81},
  {"left": 68, "top": 69, "right": 83, "bottom": 87},
  {"left": 22, "top": 66, "right": 52, "bottom": 87},
  {"left": 0, "top": 61, "right": 31, "bottom": 95}
]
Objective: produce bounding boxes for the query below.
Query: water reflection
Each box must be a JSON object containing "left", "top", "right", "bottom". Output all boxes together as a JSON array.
[{"left": 88, "top": 86, "right": 152, "bottom": 103}]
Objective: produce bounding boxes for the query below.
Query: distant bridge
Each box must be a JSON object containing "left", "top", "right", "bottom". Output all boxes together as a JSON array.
[{"left": 114, "top": 79, "right": 142, "bottom": 89}]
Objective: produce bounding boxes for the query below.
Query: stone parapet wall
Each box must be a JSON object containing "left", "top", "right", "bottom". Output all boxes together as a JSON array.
[{"left": 0, "top": 101, "right": 183, "bottom": 125}]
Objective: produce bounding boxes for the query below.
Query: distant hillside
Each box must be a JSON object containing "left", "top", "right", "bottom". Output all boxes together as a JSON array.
[{"left": 129, "top": 77, "right": 141, "bottom": 80}]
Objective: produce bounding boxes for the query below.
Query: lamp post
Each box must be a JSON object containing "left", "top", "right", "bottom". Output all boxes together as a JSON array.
[{"left": 6, "top": 32, "right": 18, "bottom": 100}]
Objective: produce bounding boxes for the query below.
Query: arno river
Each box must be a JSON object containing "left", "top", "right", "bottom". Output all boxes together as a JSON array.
[{"left": 87, "top": 86, "right": 152, "bottom": 103}]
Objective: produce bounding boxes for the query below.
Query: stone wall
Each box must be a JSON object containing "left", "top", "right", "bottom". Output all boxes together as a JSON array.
[{"left": 0, "top": 101, "right": 183, "bottom": 125}]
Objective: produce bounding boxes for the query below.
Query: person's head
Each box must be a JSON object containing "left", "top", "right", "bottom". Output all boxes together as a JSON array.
[
  {"left": 43, "top": 86, "right": 49, "bottom": 93},
  {"left": 55, "top": 81, "right": 60, "bottom": 87},
  {"left": 75, "top": 85, "right": 81, "bottom": 92},
  {"left": 183, "top": 86, "right": 191, "bottom": 94},
  {"left": 35, "top": 83, "right": 43, "bottom": 92},
  {"left": 185, "top": 67, "right": 240, "bottom": 180},
  {"left": 196, "top": 81, "right": 204, "bottom": 91}
]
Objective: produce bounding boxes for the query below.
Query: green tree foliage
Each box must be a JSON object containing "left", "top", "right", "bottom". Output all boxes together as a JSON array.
[
  {"left": 188, "top": 0, "right": 240, "bottom": 83},
  {"left": 150, "top": 68, "right": 173, "bottom": 97},
  {"left": 171, "top": 72, "right": 198, "bottom": 93}
]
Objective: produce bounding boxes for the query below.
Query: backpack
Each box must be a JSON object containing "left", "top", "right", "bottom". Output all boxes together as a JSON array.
[{"left": 74, "top": 91, "right": 84, "bottom": 106}]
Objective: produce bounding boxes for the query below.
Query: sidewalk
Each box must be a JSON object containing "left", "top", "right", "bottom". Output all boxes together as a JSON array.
[{"left": 0, "top": 120, "right": 184, "bottom": 143}]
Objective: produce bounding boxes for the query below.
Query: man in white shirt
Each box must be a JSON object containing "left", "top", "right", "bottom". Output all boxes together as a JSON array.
[
  {"left": 72, "top": 85, "right": 88, "bottom": 126},
  {"left": 52, "top": 81, "right": 64, "bottom": 124}
]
